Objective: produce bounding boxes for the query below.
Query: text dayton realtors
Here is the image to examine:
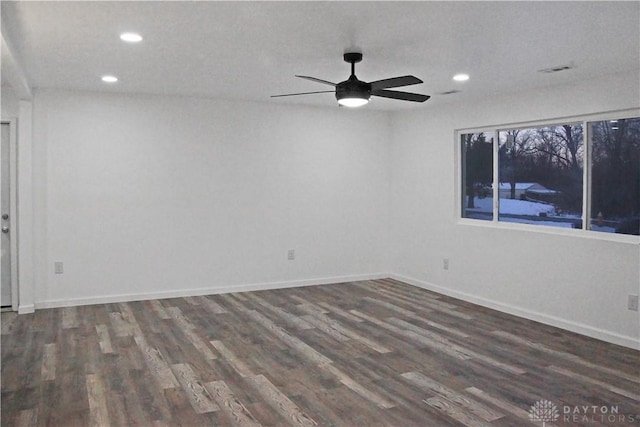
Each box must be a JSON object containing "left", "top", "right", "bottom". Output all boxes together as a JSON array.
[{"left": 562, "top": 405, "right": 636, "bottom": 424}]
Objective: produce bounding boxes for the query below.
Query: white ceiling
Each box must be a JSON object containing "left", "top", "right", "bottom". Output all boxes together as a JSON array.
[{"left": 2, "top": 1, "right": 639, "bottom": 111}]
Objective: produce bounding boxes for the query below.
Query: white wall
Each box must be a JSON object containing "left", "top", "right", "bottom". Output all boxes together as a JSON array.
[
  {"left": 1, "top": 85, "right": 19, "bottom": 117},
  {"left": 389, "top": 70, "right": 640, "bottom": 349},
  {"left": 32, "top": 90, "right": 390, "bottom": 306}
]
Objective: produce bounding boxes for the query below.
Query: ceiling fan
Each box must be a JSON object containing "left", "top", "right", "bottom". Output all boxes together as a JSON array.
[{"left": 272, "top": 52, "right": 430, "bottom": 107}]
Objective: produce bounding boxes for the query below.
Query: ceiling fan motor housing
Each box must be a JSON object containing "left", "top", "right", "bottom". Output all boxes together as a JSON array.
[{"left": 335, "top": 77, "right": 372, "bottom": 102}]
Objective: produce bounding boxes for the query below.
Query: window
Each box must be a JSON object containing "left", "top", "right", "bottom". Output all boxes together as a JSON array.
[
  {"left": 589, "top": 117, "right": 640, "bottom": 235},
  {"left": 498, "top": 124, "right": 583, "bottom": 229},
  {"left": 459, "top": 113, "right": 639, "bottom": 236},
  {"left": 461, "top": 132, "right": 494, "bottom": 221}
]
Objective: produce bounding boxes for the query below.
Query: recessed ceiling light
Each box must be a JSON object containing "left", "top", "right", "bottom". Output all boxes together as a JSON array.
[
  {"left": 120, "top": 32, "right": 142, "bottom": 43},
  {"left": 101, "top": 75, "right": 118, "bottom": 83},
  {"left": 453, "top": 73, "right": 470, "bottom": 82}
]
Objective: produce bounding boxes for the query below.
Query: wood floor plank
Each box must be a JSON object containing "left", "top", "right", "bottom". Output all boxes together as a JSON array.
[
  {"left": 106, "top": 355, "right": 155, "bottom": 426},
  {"left": 51, "top": 328, "right": 90, "bottom": 426},
  {"left": 204, "top": 380, "right": 262, "bottom": 427},
  {"left": 40, "top": 343, "right": 56, "bottom": 381},
  {"left": 109, "top": 311, "right": 133, "bottom": 337},
  {"left": 245, "top": 310, "right": 332, "bottom": 366},
  {"left": 316, "top": 301, "right": 364, "bottom": 323},
  {"left": 247, "top": 374, "right": 318, "bottom": 427},
  {"left": 148, "top": 299, "right": 172, "bottom": 320},
  {"left": 134, "top": 335, "right": 180, "bottom": 390},
  {"left": 294, "top": 302, "right": 330, "bottom": 318},
  {"left": 86, "top": 373, "right": 111, "bottom": 427},
  {"left": 219, "top": 294, "right": 250, "bottom": 312},
  {"left": 14, "top": 409, "right": 38, "bottom": 427},
  {"left": 319, "top": 363, "right": 396, "bottom": 409},
  {"left": 244, "top": 293, "right": 315, "bottom": 331},
  {"left": 61, "top": 307, "right": 79, "bottom": 329},
  {"left": 233, "top": 292, "right": 249, "bottom": 302},
  {"left": 163, "top": 386, "right": 213, "bottom": 426},
  {"left": 167, "top": 306, "right": 217, "bottom": 360},
  {"left": 424, "top": 395, "right": 492, "bottom": 427},
  {"left": 210, "top": 340, "right": 255, "bottom": 378},
  {"left": 401, "top": 371, "right": 504, "bottom": 421},
  {"left": 1, "top": 311, "right": 18, "bottom": 335},
  {"left": 288, "top": 297, "right": 329, "bottom": 314},
  {"left": 287, "top": 391, "right": 346, "bottom": 427},
  {"left": 300, "top": 314, "right": 350, "bottom": 342},
  {"left": 171, "top": 363, "right": 220, "bottom": 414},
  {"left": 297, "top": 304, "right": 391, "bottom": 353},
  {"left": 362, "top": 296, "right": 422, "bottom": 317},
  {"left": 95, "top": 324, "right": 114, "bottom": 354},
  {"left": 198, "top": 296, "right": 228, "bottom": 314},
  {"left": 465, "top": 386, "right": 536, "bottom": 424},
  {"left": 166, "top": 306, "right": 195, "bottom": 331}
]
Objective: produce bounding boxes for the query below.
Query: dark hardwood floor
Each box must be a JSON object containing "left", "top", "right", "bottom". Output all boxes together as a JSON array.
[{"left": 1, "top": 279, "right": 638, "bottom": 426}]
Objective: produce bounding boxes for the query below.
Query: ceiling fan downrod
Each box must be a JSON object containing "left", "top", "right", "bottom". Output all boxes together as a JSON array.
[{"left": 343, "top": 52, "right": 363, "bottom": 78}]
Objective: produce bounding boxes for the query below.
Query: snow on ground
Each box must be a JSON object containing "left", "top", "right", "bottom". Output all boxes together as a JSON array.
[
  {"left": 465, "top": 196, "right": 617, "bottom": 232},
  {"left": 466, "top": 197, "right": 556, "bottom": 216}
]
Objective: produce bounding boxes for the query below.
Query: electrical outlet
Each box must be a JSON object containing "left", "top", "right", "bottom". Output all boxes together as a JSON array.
[
  {"left": 443, "top": 258, "right": 449, "bottom": 270},
  {"left": 628, "top": 295, "right": 639, "bottom": 311},
  {"left": 287, "top": 249, "right": 295, "bottom": 260},
  {"left": 54, "top": 262, "right": 64, "bottom": 274}
]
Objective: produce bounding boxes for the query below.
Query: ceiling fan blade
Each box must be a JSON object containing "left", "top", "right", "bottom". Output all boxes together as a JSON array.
[
  {"left": 271, "top": 90, "right": 335, "bottom": 98},
  {"left": 369, "top": 75, "right": 423, "bottom": 91},
  {"left": 295, "top": 75, "right": 337, "bottom": 86},
  {"left": 371, "top": 89, "right": 430, "bottom": 102}
]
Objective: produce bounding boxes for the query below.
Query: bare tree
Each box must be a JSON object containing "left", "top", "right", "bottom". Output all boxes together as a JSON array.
[
  {"left": 499, "top": 129, "right": 535, "bottom": 199},
  {"left": 535, "top": 125, "right": 583, "bottom": 170},
  {"left": 463, "top": 133, "right": 492, "bottom": 209}
]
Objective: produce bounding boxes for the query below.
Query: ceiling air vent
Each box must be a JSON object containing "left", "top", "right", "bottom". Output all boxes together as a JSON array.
[
  {"left": 538, "top": 64, "right": 574, "bottom": 74},
  {"left": 437, "top": 90, "right": 460, "bottom": 95}
]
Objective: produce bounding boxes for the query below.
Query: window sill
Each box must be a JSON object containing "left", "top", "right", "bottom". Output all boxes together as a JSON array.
[{"left": 457, "top": 217, "right": 640, "bottom": 245}]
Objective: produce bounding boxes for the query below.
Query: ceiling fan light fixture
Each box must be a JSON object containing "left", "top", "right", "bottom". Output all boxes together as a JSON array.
[
  {"left": 120, "top": 32, "right": 143, "bottom": 43},
  {"left": 337, "top": 96, "right": 370, "bottom": 108}
]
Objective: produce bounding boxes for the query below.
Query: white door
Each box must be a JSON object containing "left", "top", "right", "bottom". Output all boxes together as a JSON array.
[{"left": 1, "top": 122, "right": 12, "bottom": 308}]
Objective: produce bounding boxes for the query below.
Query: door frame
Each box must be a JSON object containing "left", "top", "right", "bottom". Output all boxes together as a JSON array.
[{"left": 1, "top": 118, "right": 19, "bottom": 311}]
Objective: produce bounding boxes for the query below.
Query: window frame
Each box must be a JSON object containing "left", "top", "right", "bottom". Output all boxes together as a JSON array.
[{"left": 455, "top": 108, "right": 640, "bottom": 243}]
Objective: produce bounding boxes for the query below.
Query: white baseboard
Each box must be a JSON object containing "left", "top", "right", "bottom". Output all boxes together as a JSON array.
[
  {"left": 18, "top": 304, "right": 35, "bottom": 314},
  {"left": 34, "top": 272, "right": 389, "bottom": 310},
  {"left": 390, "top": 273, "right": 639, "bottom": 350}
]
